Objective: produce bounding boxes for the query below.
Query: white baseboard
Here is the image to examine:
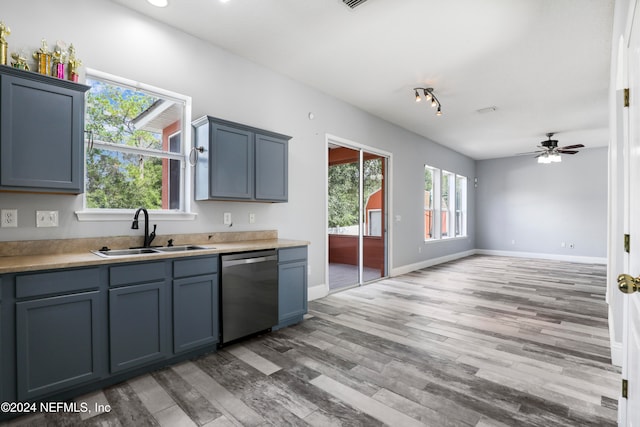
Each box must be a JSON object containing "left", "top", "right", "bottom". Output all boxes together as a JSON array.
[
  {"left": 308, "top": 284, "right": 328, "bottom": 301},
  {"left": 475, "top": 249, "right": 607, "bottom": 265},
  {"left": 390, "top": 250, "right": 476, "bottom": 277}
]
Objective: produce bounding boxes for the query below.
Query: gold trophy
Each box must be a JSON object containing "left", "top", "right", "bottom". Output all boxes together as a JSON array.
[
  {"left": 51, "top": 41, "right": 67, "bottom": 79},
  {"left": 0, "top": 21, "right": 10, "bottom": 66},
  {"left": 10, "top": 51, "right": 29, "bottom": 70},
  {"left": 33, "top": 39, "right": 51, "bottom": 75},
  {"left": 67, "top": 44, "right": 81, "bottom": 82}
]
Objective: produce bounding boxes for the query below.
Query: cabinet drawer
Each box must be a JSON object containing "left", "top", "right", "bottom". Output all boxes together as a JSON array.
[
  {"left": 278, "top": 246, "right": 307, "bottom": 263},
  {"left": 16, "top": 268, "right": 100, "bottom": 299},
  {"left": 110, "top": 262, "right": 166, "bottom": 287},
  {"left": 173, "top": 256, "right": 218, "bottom": 278}
]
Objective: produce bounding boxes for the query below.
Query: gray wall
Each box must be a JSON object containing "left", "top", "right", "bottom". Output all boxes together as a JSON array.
[
  {"left": 475, "top": 147, "right": 608, "bottom": 258},
  {"left": 1, "top": 0, "right": 476, "bottom": 291}
]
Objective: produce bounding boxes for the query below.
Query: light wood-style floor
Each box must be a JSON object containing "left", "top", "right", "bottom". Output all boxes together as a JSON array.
[{"left": 3, "top": 255, "right": 619, "bottom": 426}]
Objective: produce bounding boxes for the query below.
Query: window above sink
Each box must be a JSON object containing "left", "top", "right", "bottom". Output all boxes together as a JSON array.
[{"left": 76, "top": 69, "right": 196, "bottom": 222}]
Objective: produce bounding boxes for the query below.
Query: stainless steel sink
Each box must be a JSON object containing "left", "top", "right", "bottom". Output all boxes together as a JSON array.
[
  {"left": 91, "top": 245, "right": 210, "bottom": 258},
  {"left": 153, "top": 245, "right": 209, "bottom": 252},
  {"left": 91, "top": 248, "right": 160, "bottom": 258}
]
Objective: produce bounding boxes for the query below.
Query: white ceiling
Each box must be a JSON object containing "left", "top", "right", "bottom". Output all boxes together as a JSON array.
[{"left": 112, "top": 0, "right": 614, "bottom": 160}]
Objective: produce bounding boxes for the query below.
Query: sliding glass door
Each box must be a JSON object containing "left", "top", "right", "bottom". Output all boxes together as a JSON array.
[{"left": 327, "top": 144, "right": 387, "bottom": 291}]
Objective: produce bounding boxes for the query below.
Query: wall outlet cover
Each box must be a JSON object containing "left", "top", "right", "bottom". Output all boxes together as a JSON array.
[
  {"left": 223, "top": 212, "right": 232, "bottom": 225},
  {"left": 1, "top": 209, "right": 17, "bottom": 228}
]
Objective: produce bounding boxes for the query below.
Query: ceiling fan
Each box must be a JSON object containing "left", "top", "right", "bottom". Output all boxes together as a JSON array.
[{"left": 521, "top": 133, "right": 585, "bottom": 163}]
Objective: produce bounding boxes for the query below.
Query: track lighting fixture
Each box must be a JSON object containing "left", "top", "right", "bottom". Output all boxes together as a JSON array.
[{"left": 413, "top": 87, "right": 442, "bottom": 116}]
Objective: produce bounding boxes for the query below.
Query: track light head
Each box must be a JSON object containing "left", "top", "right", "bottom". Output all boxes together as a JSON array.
[{"left": 412, "top": 87, "right": 442, "bottom": 117}]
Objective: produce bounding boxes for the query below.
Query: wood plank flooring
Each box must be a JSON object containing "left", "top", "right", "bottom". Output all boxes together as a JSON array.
[{"left": 2, "top": 255, "right": 619, "bottom": 426}]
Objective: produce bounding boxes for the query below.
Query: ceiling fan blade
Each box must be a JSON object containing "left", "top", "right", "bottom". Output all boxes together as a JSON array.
[
  {"left": 558, "top": 150, "right": 579, "bottom": 154},
  {"left": 559, "top": 144, "right": 584, "bottom": 150},
  {"left": 516, "top": 150, "right": 545, "bottom": 156}
]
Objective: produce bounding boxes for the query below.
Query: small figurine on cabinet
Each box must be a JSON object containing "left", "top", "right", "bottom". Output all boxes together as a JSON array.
[
  {"left": 10, "top": 51, "right": 29, "bottom": 70},
  {"left": 0, "top": 21, "right": 10, "bottom": 66},
  {"left": 67, "top": 43, "right": 81, "bottom": 82},
  {"left": 33, "top": 39, "right": 51, "bottom": 75},
  {"left": 51, "top": 40, "right": 67, "bottom": 79}
]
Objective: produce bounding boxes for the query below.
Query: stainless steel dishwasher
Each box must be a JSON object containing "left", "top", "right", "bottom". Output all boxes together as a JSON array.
[{"left": 220, "top": 250, "right": 278, "bottom": 345}]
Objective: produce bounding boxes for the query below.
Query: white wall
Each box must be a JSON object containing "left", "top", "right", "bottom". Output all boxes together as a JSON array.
[
  {"left": 475, "top": 147, "right": 608, "bottom": 260},
  {"left": 1, "top": 0, "right": 475, "bottom": 292}
]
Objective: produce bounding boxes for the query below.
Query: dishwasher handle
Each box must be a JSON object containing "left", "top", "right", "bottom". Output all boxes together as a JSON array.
[{"left": 222, "top": 255, "right": 277, "bottom": 267}]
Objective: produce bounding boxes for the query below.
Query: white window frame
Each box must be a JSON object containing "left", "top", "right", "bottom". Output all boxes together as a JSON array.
[
  {"left": 441, "top": 170, "right": 455, "bottom": 239},
  {"left": 424, "top": 166, "right": 467, "bottom": 242},
  {"left": 455, "top": 175, "right": 468, "bottom": 237},
  {"left": 76, "top": 69, "right": 195, "bottom": 222},
  {"left": 424, "top": 165, "right": 441, "bottom": 240}
]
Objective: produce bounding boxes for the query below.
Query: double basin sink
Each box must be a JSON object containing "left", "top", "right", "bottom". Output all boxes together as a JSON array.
[{"left": 92, "top": 245, "right": 210, "bottom": 258}]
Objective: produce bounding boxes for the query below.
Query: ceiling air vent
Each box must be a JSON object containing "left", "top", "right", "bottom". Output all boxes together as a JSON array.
[{"left": 343, "top": 0, "right": 370, "bottom": 9}]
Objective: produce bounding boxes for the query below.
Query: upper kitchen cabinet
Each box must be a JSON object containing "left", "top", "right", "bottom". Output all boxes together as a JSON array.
[
  {"left": 193, "top": 116, "right": 290, "bottom": 202},
  {"left": 0, "top": 65, "right": 89, "bottom": 194}
]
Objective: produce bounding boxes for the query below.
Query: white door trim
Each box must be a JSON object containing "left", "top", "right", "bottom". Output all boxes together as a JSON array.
[{"left": 325, "top": 134, "right": 393, "bottom": 293}]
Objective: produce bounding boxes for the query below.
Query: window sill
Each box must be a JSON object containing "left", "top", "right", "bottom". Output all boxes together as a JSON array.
[
  {"left": 75, "top": 210, "right": 197, "bottom": 222},
  {"left": 423, "top": 235, "right": 469, "bottom": 244}
]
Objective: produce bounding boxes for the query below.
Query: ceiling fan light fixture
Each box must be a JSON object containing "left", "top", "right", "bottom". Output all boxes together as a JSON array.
[
  {"left": 537, "top": 154, "right": 551, "bottom": 164},
  {"left": 147, "top": 0, "right": 168, "bottom": 7},
  {"left": 550, "top": 153, "right": 562, "bottom": 163}
]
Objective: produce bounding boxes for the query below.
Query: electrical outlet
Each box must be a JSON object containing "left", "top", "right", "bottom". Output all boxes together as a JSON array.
[
  {"left": 1, "top": 209, "right": 17, "bottom": 228},
  {"left": 249, "top": 213, "right": 256, "bottom": 224},
  {"left": 36, "top": 210, "right": 59, "bottom": 228},
  {"left": 569, "top": 243, "right": 575, "bottom": 249},
  {"left": 223, "top": 212, "right": 232, "bottom": 225}
]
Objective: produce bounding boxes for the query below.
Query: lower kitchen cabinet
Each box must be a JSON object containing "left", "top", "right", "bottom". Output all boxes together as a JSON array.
[
  {"left": 173, "top": 256, "right": 219, "bottom": 353},
  {"left": 109, "top": 281, "right": 169, "bottom": 373},
  {"left": 277, "top": 246, "right": 308, "bottom": 329},
  {"left": 173, "top": 274, "right": 219, "bottom": 353},
  {"left": 16, "top": 291, "right": 104, "bottom": 400}
]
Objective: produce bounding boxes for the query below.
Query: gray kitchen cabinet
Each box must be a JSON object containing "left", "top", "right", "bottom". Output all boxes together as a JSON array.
[
  {"left": 0, "top": 65, "right": 89, "bottom": 194},
  {"left": 108, "top": 262, "right": 169, "bottom": 373},
  {"left": 255, "top": 133, "right": 288, "bottom": 201},
  {"left": 14, "top": 268, "right": 105, "bottom": 401},
  {"left": 276, "top": 246, "right": 308, "bottom": 329},
  {"left": 193, "top": 116, "right": 290, "bottom": 202},
  {"left": 172, "top": 256, "right": 219, "bottom": 353}
]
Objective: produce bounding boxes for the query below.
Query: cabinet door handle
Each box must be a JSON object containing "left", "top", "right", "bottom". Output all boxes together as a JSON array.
[
  {"left": 84, "top": 130, "right": 94, "bottom": 153},
  {"left": 189, "top": 146, "right": 205, "bottom": 166}
]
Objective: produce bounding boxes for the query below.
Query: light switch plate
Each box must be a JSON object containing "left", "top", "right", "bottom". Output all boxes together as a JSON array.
[
  {"left": 1, "top": 209, "right": 17, "bottom": 228},
  {"left": 36, "top": 210, "right": 59, "bottom": 228}
]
